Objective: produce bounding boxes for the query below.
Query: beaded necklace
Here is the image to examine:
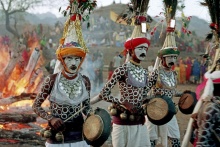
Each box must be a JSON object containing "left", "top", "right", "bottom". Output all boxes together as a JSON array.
[
  {"left": 128, "top": 61, "right": 146, "bottom": 83},
  {"left": 58, "top": 75, "right": 82, "bottom": 100}
]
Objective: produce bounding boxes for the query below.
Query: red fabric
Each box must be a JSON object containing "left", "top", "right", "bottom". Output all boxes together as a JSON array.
[
  {"left": 70, "top": 14, "right": 82, "bottom": 21},
  {"left": 196, "top": 79, "right": 206, "bottom": 100},
  {"left": 186, "top": 64, "right": 192, "bottom": 81},
  {"left": 196, "top": 76, "right": 220, "bottom": 99},
  {"left": 193, "top": 137, "right": 198, "bottom": 147},
  {"left": 22, "top": 50, "right": 29, "bottom": 64},
  {"left": 166, "top": 27, "right": 175, "bottom": 32},
  {"left": 204, "top": 76, "right": 220, "bottom": 83},
  {"left": 124, "top": 37, "right": 150, "bottom": 51},
  {"left": 135, "top": 16, "right": 147, "bottom": 24},
  {"left": 108, "top": 71, "right": 113, "bottom": 80}
]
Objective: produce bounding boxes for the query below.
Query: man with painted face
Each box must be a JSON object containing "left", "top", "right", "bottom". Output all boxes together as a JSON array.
[
  {"left": 32, "top": 41, "right": 91, "bottom": 147},
  {"left": 91, "top": 37, "right": 158, "bottom": 147},
  {"left": 145, "top": 47, "right": 182, "bottom": 147}
]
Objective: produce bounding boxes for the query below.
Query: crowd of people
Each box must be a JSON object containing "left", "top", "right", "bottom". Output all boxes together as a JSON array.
[{"left": 172, "top": 57, "right": 207, "bottom": 84}]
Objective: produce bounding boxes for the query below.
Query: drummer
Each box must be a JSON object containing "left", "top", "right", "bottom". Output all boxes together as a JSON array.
[
  {"left": 145, "top": 46, "right": 182, "bottom": 147},
  {"left": 92, "top": 37, "right": 158, "bottom": 147},
  {"left": 191, "top": 69, "right": 220, "bottom": 146},
  {"left": 32, "top": 42, "right": 91, "bottom": 147},
  {"left": 32, "top": 1, "right": 93, "bottom": 146}
]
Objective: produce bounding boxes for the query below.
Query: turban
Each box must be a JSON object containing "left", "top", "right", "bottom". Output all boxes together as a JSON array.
[
  {"left": 157, "top": 47, "right": 180, "bottom": 58},
  {"left": 56, "top": 41, "right": 86, "bottom": 61},
  {"left": 124, "top": 37, "right": 150, "bottom": 51}
]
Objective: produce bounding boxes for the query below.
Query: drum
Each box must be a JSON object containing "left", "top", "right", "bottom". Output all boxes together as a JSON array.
[
  {"left": 178, "top": 91, "right": 197, "bottom": 114},
  {"left": 83, "top": 107, "right": 112, "bottom": 147},
  {"left": 145, "top": 96, "right": 176, "bottom": 125}
]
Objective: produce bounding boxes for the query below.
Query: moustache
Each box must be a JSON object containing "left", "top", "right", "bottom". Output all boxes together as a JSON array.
[
  {"left": 168, "top": 62, "right": 174, "bottom": 66},
  {"left": 70, "top": 65, "right": 77, "bottom": 70},
  {"left": 140, "top": 53, "right": 146, "bottom": 57}
]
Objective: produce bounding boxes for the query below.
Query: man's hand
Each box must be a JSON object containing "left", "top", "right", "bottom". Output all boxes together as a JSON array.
[
  {"left": 122, "top": 101, "right": 137, "bottom": 114},
  {"left": 49, "top": 118, "right": 64, "bottom": 131},
  {"left": 191, "top": 113, "right": 198, "bottom": 129}
]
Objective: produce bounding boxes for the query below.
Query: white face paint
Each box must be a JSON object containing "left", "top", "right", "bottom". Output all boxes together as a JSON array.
[
  {"left": 64, "top": 55, "right": 81, "bottom": 74},
  {"left": 164, "top": 55, "right": 177, "bottom": 68},
  {"left": 134, "top": 43, "right": 148, "bottom": 61}
]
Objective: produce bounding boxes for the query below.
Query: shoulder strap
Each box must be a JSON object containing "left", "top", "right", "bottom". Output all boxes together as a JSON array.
[{"left": 82, "top": 74, "right": 91, "bottom": 92}]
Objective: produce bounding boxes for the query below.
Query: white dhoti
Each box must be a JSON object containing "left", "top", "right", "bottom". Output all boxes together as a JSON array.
[
  {"left": 145, "top": 116, "right": 180, "bottom": 147},
  {"left": 167, "top": 115, "right": 180, "bottom": 139},
  {"left": 112, "top": 123, "right": 151, "bottom": 147},
  {"left": 45, "top": 141, "right": 89, "bottom": 147}
]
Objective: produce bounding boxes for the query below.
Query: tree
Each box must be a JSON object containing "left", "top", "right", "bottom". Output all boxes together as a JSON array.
[{"left": 0, "top": 0, "right": 43, "bottom": 38}]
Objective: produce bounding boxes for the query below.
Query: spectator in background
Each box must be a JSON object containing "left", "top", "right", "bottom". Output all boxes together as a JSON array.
[
  {"left": 47, "top": 38, "right": 54, "bottom": 50},
  {"left": 191, "top": 59, "right": 201, "bottom": 84},
  {"left": 174, "top": 63, "right": 180, "bottom": 84},
  {"left": 118, "top": 28, "right": 126, "bottom": 47},
  {"left": 93, "top": 54, "right": 104, "bottom": 91},
  {"left": 108, "top": 61, "right": 114, "bottom": 80},
  {"left": 113, "top": 51, "right": 121, "bottom": 69},
  {"left": 179, "top": 59, "right": 186, "bottom": 84},
  {"left": 185, "top": 57, "right": 192, "bottom": 83},
  {"left": 200, "top": 58, "right": 207, "bottom": 79}
]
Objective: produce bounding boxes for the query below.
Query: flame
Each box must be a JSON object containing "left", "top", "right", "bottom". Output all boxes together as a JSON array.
[
  {"left": 0, "top": 39, "right": 10, "bottom": 71},
  {"left": 0, "top": 122, "right": 31, "bottom": 130},
  {"left": 0, "top": 124, "right": 3, "bottom": 129},
  {"left": 0, "top": 35, "right": 46, "bottom": 97},
  {"left": 8, "top": 100, "right": 33, "bottom": 108}
]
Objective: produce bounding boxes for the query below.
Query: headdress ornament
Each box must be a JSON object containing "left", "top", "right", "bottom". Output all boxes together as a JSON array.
[
  {"left": 157, "top": 0, "right": 179, "bottom": 58},
  {"left": 123, "top": 0, "right": 151, "bottom": 62},
  {"left": 54, "top": 0, "right": 97, "bottom": 73}
]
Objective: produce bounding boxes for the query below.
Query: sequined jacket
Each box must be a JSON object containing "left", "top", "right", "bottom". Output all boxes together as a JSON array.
[
  {"left": 152, "top": 66, "right": 179, "bottom": 98},
  {"left": 99, "top": 62, "right": 158, "bottom": 124},
  {"left": 32, "top": 73, "right": 91, "bottom": 143},
  {"left": 195, "top": 96, "right": 220, "bottom": 147}
]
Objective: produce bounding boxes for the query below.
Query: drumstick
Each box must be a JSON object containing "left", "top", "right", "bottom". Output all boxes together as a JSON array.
[
  {"left": 64, "top": 106, "right": 86, "bottom": 122},
  {"left": 178, "top": 96, "right": 188, "bottom": 105},
  {"left": 145, "top": 100, "right": 157, "bottom": 106}
]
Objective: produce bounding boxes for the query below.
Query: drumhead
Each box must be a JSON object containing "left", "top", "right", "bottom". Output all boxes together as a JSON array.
[
  {"left": 83, "top": 107, "right": 112, "bottom": 147},
  {"left": 147, "top": 98, "right": 168, "bottom": 120},
  {"left": 146, "top": 96, "right": 175, "bottom": 125},
  {"left": 179, "top": 93, "right": 194, "bottom": 109},
  {"left": 178, "top": 92, "right": 197, "bottom": 114},
  {"left": 83, "top": 115, "right": 104, "bottom": 141}
]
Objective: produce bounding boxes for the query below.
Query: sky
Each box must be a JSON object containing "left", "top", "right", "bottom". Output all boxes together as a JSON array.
[{"left": 32, "top": 0, "right": 211, "bottom": 22}]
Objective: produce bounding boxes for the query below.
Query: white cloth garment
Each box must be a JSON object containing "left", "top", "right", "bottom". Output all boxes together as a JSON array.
[
  {"left": 145, "top": 116, "right": 180, "bottom": 147},
  {"left": 45, "top": 141, "right": 89, "bottom": 147},
  {"left": 111, "top": 123, "right": 151, "bottom": 147}
]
